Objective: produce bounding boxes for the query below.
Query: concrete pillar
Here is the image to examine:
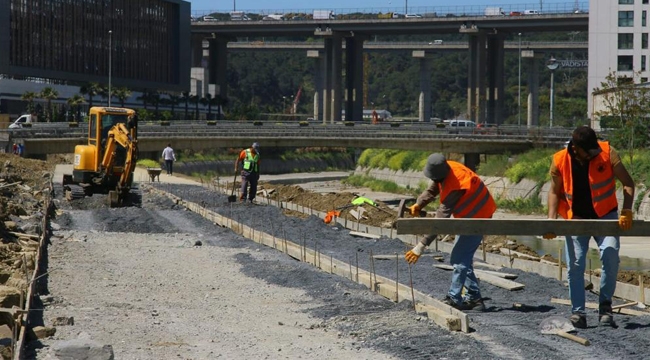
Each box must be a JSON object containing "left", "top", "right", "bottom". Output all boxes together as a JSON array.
[
  {"left": 331, "top": 35, "right": 343, "bottom": 123},
  {"left": 323, "top": 39, "right": 333, "bottom": 125},
  {"left": 476, "top": 32, "right": 487, "bottom": 124},
  {"left": 191, "top": 35, "right": 204, "bottom": 67},
  {"left": 486, "top": 35, "right": 505, "bottom": 125},
  {"left": 467, "top": 36, "right": 478, "bottom": 121},
  {"left": 208, "top": 39, "right": 229, "bottom": 99},
  {"left": 413, "top": 51, "right": 431, "bottom": 122},
  {"left": 308, "top": 50, "right": 324, "bottom": 121},
  {"left": 523, "top": 52, "right": 540, "bottom": 127},
  {"left": 464, "top": 153, "right": 481, "bottom": 171},
  {"left": 345, "top": 37, "right": 364, "bottom": 122}
]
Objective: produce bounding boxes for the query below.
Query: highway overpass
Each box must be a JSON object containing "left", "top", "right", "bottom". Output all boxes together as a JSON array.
[{"left": 8, "top": 122, "right": 571, "bottom": 169}]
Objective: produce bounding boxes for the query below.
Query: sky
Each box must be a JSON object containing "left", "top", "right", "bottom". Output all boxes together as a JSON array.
[{"left": 187, "top": 1, "right": 580, "bottom": 14}]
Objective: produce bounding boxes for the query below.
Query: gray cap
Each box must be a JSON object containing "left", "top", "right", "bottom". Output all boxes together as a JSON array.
[
  {"left": 423, "top": 153, "right": 450, "bottom": 181},
  {"left": 251, "top": 142, "right": 260, "bottom": 153}
]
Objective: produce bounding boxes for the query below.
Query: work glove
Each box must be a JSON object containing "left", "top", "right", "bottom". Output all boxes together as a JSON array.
[
  {"left": 409, "top": 204, "right": 421, "bottom": 216},
  {"left": 405, "top": 243, "right": 425, "bottom": 264},
  {"left": 542, "top": 233, "right": 556, "bottom": 240},
  {"left": 619, "top": 209, "right": 633, "bottom": 231}
]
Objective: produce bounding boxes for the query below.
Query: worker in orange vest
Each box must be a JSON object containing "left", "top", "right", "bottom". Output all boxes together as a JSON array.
[
  {"left": 545, "top": 126, "right": 635, "bottom": 329},
  {"left": 405, "top": 153, "right": 496, "bottom": 311}
]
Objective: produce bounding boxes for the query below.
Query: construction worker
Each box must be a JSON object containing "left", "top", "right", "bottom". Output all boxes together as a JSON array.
[
  {"left": 162, "top": 143, "right": 176, "bottom": 175},
  {"left": 235, "top": 142, "right": 260, "bottom": 203},
  {"left": 546, "top": 126, "right": 635, "bottom": 328},
  {"left": 405, "top": 153, "right": 496, "bottom": 311}
]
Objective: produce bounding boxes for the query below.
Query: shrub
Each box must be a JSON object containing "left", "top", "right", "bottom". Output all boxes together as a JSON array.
[
  {"left": 207, "top": 121, "right": 217, "bottom": 126},
  {"left": 160, "top": 121, "right": 170, "bottom": 126}
]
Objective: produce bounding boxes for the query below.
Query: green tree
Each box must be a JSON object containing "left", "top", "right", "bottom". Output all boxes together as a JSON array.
[
  {"left": 80, "top": 82, "right": 100, "bottom": 110},
  {"left": 593, "top": 70, "right": 650, "bottom": 168},
  {"left": 21, "top": 91, "right": 38, "bottom": 115},
  {"left": 168, "top": 93, "right": 181, "bottom": 118},
  {"left": 40, "top": 87, "right": 59, "bottom": 122},
  {"left": 66, "top": 94, "right": 86, "bottom": 122},
  {"left": 113, "top": 87, "right": 132, "bottom": 108},
  {"left": 181, "top": 91, "right": 190, "bottom": 120}
]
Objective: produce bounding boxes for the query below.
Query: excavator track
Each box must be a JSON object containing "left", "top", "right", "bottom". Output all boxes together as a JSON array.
[{"left": 63, "top": 184, "right": 90, "bottom": 201}]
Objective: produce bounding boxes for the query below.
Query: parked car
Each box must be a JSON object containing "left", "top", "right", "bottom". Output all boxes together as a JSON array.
[{"left": 201, "top": 15, "right": 218, "bottom": 22}]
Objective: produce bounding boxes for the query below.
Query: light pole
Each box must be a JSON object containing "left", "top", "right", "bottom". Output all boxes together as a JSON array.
[
  {"left": 282, "top": 96, "right": 286, "bottom": 113},
  {"left": 405, "top": 0, "right": 408, "bottom": 14},
  {"left": 518, "top": 33, "right": 522, "bottom": 127},
  {"left": 547, "top": 56, "right": 559, "bottom": 128},
  {"left": 233, "top": 0, "right": 236, "bottom": 11},
  {"left": 108, "top": 30, "right": 112, "bottom": 107}
]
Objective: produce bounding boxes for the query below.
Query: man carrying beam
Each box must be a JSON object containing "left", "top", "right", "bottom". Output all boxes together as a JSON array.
[
  {"left": 545, "top": 126, "right": 635, "bottom": 329},
  {"left": 404, "top": 153, "right": 496, "bottom": 311}
]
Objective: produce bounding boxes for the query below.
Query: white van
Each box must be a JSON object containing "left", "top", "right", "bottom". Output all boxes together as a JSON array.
[
  {"left": 523, "top": 10, "right": 541, "bottom": 15},
  {"left": 230, "top": 11, "right": 250, "bottom": 21},
  {"left": 201, "top": 15, "right": 218, "bottom": 22},
  {"left": 445, "top": 120, "right": 477, "bottom": 128},
  {"left": 8, "top": 114, "right": 36, "bottom": 129},
  {"left": 405, "top": 14, "right": 423, "bottom": 18}
]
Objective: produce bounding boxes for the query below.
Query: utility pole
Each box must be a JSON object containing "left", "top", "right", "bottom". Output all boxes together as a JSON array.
[
  {"left": 108, "top": 30, "right": 112, "bottom": 107},
  {"left": 405, "top": 0, "right": 408, "bottom": 15},
  {"left": 233, "top": 0, "right": 236, "bottom": 11},
  {"left": 518, "top": 33, "right": 522, "bottom": 127}
]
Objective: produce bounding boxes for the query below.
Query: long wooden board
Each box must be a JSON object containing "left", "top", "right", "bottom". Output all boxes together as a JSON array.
[
  {"left": 397, "top": 218, "right": 650, "bottom": 237},
  {"left": 551, "top": 298, "right": 650, "bottom": 317},
  {"left": 433, "top": 264, "right": 524, "bottom": 290}
]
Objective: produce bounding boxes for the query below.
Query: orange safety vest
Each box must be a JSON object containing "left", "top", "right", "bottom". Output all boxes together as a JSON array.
[
  {"left": 553, "top": 141, "right": 617, "bottom": 219},
  {"left": 439, "top": 161, "right": 496, "bottom": 218}
]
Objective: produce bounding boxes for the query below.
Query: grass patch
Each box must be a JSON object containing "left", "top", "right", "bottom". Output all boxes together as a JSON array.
[
  {"left": 343, "top": 174, "right": 420, "bottom": 196},
  {"left": 137, "top": 159, "right": 160, "bottom": 168},
  {"left": 496, "top": 197, "right": 545, "bottom": 215},
  {"left": 476, "top": 154, "right": 510, "bottom": 177}
]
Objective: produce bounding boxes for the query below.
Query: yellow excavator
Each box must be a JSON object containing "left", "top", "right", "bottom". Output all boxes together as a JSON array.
[{"left": 62, "top": 106, "right": 138, "bottom": 207}]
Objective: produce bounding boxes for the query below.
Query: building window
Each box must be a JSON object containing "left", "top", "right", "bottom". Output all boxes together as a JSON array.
[
  {"left": 619, "top": 11, "right": 634, "bottom": 27},
  {"left": 643, "top": 55, "right": 647, "bottom": 71},
  {"left": 620, "top": 0, "right": 634, "bottom": 3},
  {"left": 644, "top": 11, "right": 647, "bottom": 26},
  {"left": 642, "top": 77, "right": 648, "bottom": 83},
  {"left": 619, "top": 33, "right": 634, "bottom": 49},
  {"left": 644, "top": 33, "right": 649, "bottom": 48},
  {"left": 645, "top": 0, "right": 649, "bottom": 4},
  {"left": 618, "top": 55, "right": 634, "bottom": 71}
]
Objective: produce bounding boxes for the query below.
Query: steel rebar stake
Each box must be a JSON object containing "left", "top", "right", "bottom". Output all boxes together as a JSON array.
[
  {"left": 395, "top": 253, "right": 399, "bottom": 302},
  {"left": 408, "top": 263, "right": 416, "bottom": 311}
]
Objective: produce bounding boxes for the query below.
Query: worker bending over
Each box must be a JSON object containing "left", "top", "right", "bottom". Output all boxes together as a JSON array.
[
  {"left": 405, "top": 153, "right": 496, "bottom": 311},
  {"left": 235, "top": 142, "right": 261, "bottom": 203}
]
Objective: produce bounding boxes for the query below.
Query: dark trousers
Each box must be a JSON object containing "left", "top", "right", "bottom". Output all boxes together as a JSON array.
[
  {"left": 165, "top": 160, "right": 173, "bottom": 175},
  {"left": 240, "top": 171, "right": 259, "bottom": 201}
]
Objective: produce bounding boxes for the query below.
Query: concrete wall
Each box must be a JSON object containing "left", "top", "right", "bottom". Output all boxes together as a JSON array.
[{"left": 174, "top": 157, "right": 355, "bottom": 176}]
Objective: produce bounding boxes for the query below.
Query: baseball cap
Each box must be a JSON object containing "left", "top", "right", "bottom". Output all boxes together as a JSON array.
[
  {"left": 423, "top": 153, "right": 450, "bottom": 181},
  {"left": 251, "top": 142, "right": 260, "bottom": 153},
  {"left": 572, "top": 126, "right": 601, "bottom": 157}
]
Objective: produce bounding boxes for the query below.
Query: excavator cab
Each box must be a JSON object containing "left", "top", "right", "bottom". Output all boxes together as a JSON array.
[{"left": 64, "top": 106, "right": 138, "bottom": 206}]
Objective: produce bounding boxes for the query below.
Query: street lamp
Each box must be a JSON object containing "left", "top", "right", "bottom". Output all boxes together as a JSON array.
[
  {"left": 282, "top": 96, "right": 287, "bottom": 113},
  {"left": 108, "top": 30, "right": 112, "bottom": 107},
  {"left": 547, "top": 56, "right": 559, "bottom": 128},
  {"left": 405, "top": 0, "right": 408, "bottom": 15},
  {"left": 518, "top": 33, "right": 522, "bottom": 127}
]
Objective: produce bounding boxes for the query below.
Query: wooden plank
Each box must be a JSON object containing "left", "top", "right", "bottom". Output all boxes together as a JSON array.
[
  {"left": 551, "top": 298, "right": 650, "bottom": 316},
  {"left": 474, "top": 262, "right": 503, "bottom": 271},
  {"left": 349, "top": 231, "right": 381, "bottom": 239},
  {"left": 434, "top": 264, "right": 525, "bottom": 290},
  {"left": 396, "top": 218, "right": 650, "bottom": 237},
  {"left": 499, "top": 248, "right": 540, "bottom": 261},
  {"left": 475, "top": 272, "right": 525, "bottom": 291},
  {"left": 415, "top": 303, "right": 461, "bottom": 332},
  {"left": 475, "top": 269, "right": 518, "bottom": 280}
]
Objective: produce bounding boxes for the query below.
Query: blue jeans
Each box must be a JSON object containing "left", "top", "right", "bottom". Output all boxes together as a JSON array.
[
  {"left": 565, "top": 211, "right": 620, "bottom": 314},
  {"left": 448, "top": 234, "right": 483, "bottom": 304}
]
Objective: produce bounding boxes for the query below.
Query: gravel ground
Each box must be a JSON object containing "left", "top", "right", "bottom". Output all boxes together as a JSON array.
[
  {"left": 144, "top": 183, "right": 650, "bottom": 360},
  {"left": 21, "top": 176, "right": 650, "bottom": 360}
]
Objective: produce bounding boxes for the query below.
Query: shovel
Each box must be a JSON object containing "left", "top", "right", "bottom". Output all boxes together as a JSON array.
[
  {"left": 539, "top": 316, "right": 590, "bottom": 346},
  {"left": 227, "top": 172, "right": 238, "bottom": 203}
]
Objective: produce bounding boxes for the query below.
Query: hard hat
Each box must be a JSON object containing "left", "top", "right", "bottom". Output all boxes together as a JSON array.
[
  {"left": 252, "top": 142, "right": 260, "bottom": 153},
  {"left": 423, "top": 153, "right": 450, "bottom": 181}
]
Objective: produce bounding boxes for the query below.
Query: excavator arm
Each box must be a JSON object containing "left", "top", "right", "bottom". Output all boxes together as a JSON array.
[{"left": 100, "top": 122, "right": 138, "bottom": 193}]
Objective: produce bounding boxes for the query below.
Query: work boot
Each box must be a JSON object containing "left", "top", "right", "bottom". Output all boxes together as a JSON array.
[
  {"left": 569, "top": 313, "right": 587, "bottom": 329},
  {"left": 442, "top": 296, "right": 468, "bottom": 310},
  {"left": 599, "top": 301, "right": 617, "bottom": 328},
  {"left": 462, "top": 298, "right": 486, "bottom": 312}
]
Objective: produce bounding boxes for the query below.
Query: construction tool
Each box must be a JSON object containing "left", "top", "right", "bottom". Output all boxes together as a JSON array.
[
  {"left": 392, "top": 198, "right": 427, "bottom": 228},
  {"left": 539, "top": 316, "right": 590, "bottom": 346},
  {"left": 227, "top": 172, "right": 238, "bottom": 202},
  {"left": 324, "top": 210, "right": 340, "bottom": 224}
]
